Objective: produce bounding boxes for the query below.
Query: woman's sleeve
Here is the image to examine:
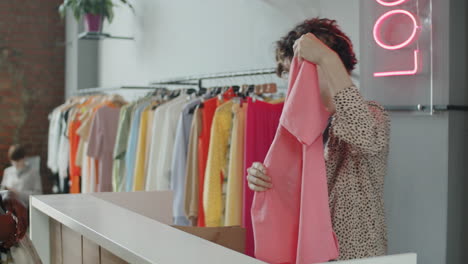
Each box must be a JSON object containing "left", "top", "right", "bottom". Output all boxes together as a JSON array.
[{"left": 331, "top": 85, "right": 391, "bottom": 155}]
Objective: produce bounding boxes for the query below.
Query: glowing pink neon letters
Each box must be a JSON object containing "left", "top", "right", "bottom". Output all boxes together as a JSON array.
[
  {"left": 376, "top": 0, "right": 410, "bottom": 7},
  {"left": 373, "top": 0, "right": 421, "bottom": 77}
]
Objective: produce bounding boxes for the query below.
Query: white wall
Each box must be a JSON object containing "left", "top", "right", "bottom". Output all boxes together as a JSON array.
[
  {"left": 384, "top": 114, "right": 449, "bottom": 264},
  {"left": 358, "top": 1, "right": 468, "bottom": 264},
  {"left": 94, "top": 0, "right": 359, "bottom": 89}
]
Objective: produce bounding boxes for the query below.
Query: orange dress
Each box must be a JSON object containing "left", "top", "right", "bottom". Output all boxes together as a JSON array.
[{"left": 69, "top": 114, "right": 82, "bottom": 193}]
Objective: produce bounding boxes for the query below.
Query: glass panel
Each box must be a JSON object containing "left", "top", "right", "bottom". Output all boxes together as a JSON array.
[{"left": 359, "top": 0, "right": 433, "bottom": 114}]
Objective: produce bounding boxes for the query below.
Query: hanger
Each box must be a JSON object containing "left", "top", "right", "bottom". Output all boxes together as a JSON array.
[
  {"left": 261, "top": 74, "right": 278, "bottom": 95},
  {"left": 265, "top": 83, "right": 278, "bottom": 94},
  {"left": 108, "top": 94, "right": 127, "bottom": 107},
  {"left": 196, "top": 87, "right": 207, "bottom": 96}
]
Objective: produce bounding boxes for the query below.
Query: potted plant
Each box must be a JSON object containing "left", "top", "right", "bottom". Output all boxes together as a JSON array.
[{"left": 59, "top": 0, "right": 134, "bottom": 33}]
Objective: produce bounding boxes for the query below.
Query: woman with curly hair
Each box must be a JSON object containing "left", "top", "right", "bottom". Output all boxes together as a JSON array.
[{"left": 247, "top": 18, "right": 390, "bottom": 260}]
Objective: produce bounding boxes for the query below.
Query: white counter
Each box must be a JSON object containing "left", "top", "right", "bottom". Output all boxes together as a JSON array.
[{"left": 29, "top": 192, "right": 417, "bottom": 264}]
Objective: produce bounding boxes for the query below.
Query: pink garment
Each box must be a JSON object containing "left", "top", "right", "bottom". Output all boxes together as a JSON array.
[
  {"left": 252, "top": 58, "right": 339, "bottom": 264},
  {"left": 243, "top": 98, "right": 283, "bottom": 257},
  {"left": 87, "top": 105, "right": 121, "bottom": 192}
]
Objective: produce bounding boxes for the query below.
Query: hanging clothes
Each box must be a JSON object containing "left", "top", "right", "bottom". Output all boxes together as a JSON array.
[
  {"left": 171, "top": 98, "right": 202, "bottom": 226},
  {"left": 143, "top": 106, "right": 156, "bottom": 182},
  {"left": 224, "top": 101, "right": 246, "bottom": 226},
  {"left": 77, "top": 106, "right": 97, "bottom": 193},
  {"left": 243, "top": 97, "right": 283, "bottom": 257},
  {"left": 71, "top": 98, "right": 97, "bottom": 193},
  {"left": 79, "top": 102, "right": 103, "bottom": 192},
  {"left": 133, "top": 105, "right": 153, "bottom": 191},
  {"left": 196, "top": 97, "right": 217, "bottom": 227},
  {"left": 47, "top": 107, "right": 62, "bottom": 175},
  {"left": 125, "top": 101, "right": 151, "bottom": 192},
  {"left": 87, "top": 105, "right": 121, "bottom": 192},
  {"left": 184, "top": 107, "right": 202, "bottom": 226},
  {"left": 47, "top": 85, "right": 285, "bottom": 214},
  {"left": 48, "top": 107, "right": 67, "bottom": 192},
  {"left": 154, "top": 96, "right": 188, "bottom": 190},
  {"left": 146, "top": 98, "right": 180, "bottom": 190},
  {"left": 57, "top": 108, "right": 71, "bottom": 182},
  {"left": 203, "top": 100, "right": 235, "bottom": 227},
  {"left": 197, "top": 88, "right": 236, "bottom": 227},
  {"left": 113, "top": 104, "right": 136, "bottom": 192},
  {"left": 68, "top": 109, "right": 82, "bottom": 193},
  {"left": 252, "top": 59, "right": 338, "bottom": 264}
]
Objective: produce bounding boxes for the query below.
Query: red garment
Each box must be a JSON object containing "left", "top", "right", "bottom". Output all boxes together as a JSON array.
[
  {"left": 243, "top": 98, "right": 283, "bottom": 257},
  {"left": 69, "top": 116, "right": 81, "bottom": 194},
  {"left": 197, "top": 99, "right": 216, "bottom": 227},
  {"left": 252, "top": 59, "right": 338, "bottom": 264},
  {"left": 197, "top": 89, "right": 235, "bottom": 227}
]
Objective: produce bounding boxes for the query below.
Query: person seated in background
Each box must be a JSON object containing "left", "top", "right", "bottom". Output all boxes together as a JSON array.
[
  {"left": 1, "top": 145, "right": 42, "bottom": 207},
  {"left": 0, "top": 190, "right": 28, "bottom": 249}
]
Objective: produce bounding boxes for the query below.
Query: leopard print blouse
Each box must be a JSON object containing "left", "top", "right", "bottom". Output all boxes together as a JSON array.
[{"left": 325, "top": 85, "right": 390, "bottom": 260}]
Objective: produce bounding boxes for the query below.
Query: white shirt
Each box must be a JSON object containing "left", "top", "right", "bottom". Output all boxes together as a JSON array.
[
  {"left": 58, "top": 109, "right": 72, "bottom": 179},
  {"left": 47, "top": 108, "right": 62, "bottom": 173},
  {"left": 2, "top": 157, "right": 42, "bottom": 206},
  {"left": 155, "top": 97, "right": 189, "bottom": 190},
  {"left": 146, "top": 96, "right": 187, "bottom": 191}
]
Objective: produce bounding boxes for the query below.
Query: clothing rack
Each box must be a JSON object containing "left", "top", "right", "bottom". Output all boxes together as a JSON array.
[
  {"left": 75, "top": 86, "right": 167, "bottom": 95},
  {"left": 150, "top": 68, "right": 278, "bottom": 88},
  {"left": 75, "top": 68, "right": 468, "bottom": 113}
]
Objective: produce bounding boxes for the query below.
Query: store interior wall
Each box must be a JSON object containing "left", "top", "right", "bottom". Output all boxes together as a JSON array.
[
  {"left": 64, "top": 0, "right": 467, "bottom": 264},
  {"left": 65, "top": 0, "right": 361, "bottom": 99},
  {"left": 447, "top": 0, "right": 468, "bottom": 262},
  {"left": 0, "top": 0, "right": 65, "bottom": 192},
  {"left": 97, "top": 0, "right": 361, "bottom": 87},
  {"left": 359, "top": 0, "right": 467, "bottom": 263}
]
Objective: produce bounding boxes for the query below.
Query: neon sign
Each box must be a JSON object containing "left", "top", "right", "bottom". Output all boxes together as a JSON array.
[
  {"left": 373, "top": 50, "right": 419, "bottom": 77},
  {"left": 373, "top": 0, "right": 421, "bottom": 77},
  {"left": 375, "top": 0, "right": 410, "bottom": 7}
]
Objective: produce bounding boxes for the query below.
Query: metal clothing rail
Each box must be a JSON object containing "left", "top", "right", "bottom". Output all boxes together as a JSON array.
[
  {"left": 74, "top": 67, "right": 468, "bottom": 113},
  {"left": 150, "top": 68, "right": 361, "bottom": 87},
  {"left": 75, "top": 86, "right": 164, "bottom": 95},
  {"left": 150, "top": 68, "right": 278, "bottom": 87}
]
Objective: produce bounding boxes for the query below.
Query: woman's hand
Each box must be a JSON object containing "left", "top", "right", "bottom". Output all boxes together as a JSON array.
[
  {"left": 293, "top": 33, "right": 335, "bottom": 65},
  {"left": 247, "top": 162, "right": 272, "bottom": 192},
  {"left": 294, "top": 32, "right": 354, "bottom": 104}
]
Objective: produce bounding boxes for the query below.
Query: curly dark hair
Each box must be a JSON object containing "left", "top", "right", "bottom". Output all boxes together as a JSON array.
[{"left": 275, "top": 18, "right": 358, "bottom": 77}]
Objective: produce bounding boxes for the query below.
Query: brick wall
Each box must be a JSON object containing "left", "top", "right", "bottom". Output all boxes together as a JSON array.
[{"left": 0, "top": 1, "right": 65, "bottom": 193}]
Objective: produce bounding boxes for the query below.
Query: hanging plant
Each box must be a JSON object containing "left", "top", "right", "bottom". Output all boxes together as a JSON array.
[{"left": 59, "top": 0, "right": 134, "bottom": 32}]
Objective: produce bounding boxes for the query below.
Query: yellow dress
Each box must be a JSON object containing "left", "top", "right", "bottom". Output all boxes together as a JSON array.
[
  {"left": 203, "top": 100, "right": 234, "bottom": 227},
  {"left": 132, "top": 105, "right": 152, "bottom": 191},
  {"left": 143, "top": 108, "right": 156, "bottom": 181},
  {"left": 225, "top": 102, "right": 247, "bottom": 226}
]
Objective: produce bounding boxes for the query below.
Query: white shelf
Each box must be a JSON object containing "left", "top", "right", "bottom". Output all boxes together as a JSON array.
[
  {"left": 78, "top": 32, "right": 134, "bottom": 40},
  {"left": 30, "top": 192, "right": 264, "bottom": 264},
  {"left": 30, "top": 192, "right": 416, "bottom": 264}
]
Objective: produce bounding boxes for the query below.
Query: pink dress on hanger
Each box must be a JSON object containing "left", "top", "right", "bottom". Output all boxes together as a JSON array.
[
  {"left": 243, "top": 98, "right": 284, "bottom": 257},
  {"left": 251, "top": 58, "right": 339, "bottom": 264}
]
